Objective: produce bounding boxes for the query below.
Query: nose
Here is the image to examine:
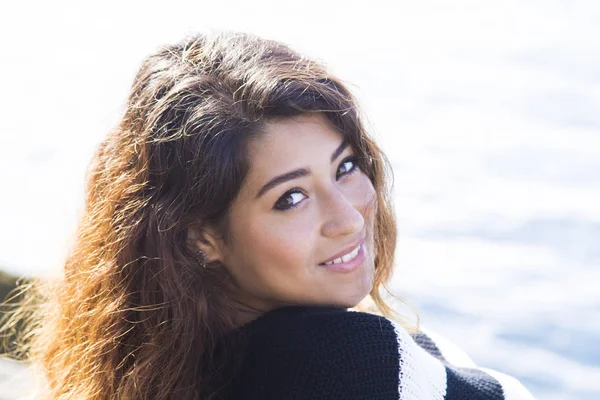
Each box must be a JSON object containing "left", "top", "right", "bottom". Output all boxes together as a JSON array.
[{"left": 320, "top": 186, "right": 366, "bottom": 239}]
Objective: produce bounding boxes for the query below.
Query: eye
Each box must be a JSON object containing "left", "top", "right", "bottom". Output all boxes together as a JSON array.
[
  {"left": 273, "top": 189, "right": 307, "bottom": 211},
  {"left": 336, "top": 156, "right": 360, "bottom": 179},
  {"left": 272, "top": 156, "right": 360, "bottom": 212}
]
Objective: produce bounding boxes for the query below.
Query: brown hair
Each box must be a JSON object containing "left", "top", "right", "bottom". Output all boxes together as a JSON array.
[{"left": 4, "top": 31, "right": 419, "bottom": 399}]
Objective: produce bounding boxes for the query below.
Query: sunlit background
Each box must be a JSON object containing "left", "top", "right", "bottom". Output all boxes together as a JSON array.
[{"left": 1, "top": 1, "right": 599, "bottom": 399}]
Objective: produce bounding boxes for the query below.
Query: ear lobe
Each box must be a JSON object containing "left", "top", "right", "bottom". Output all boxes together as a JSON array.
[{"left": 187, "top": 225, "right": 224, "bottom": 264}]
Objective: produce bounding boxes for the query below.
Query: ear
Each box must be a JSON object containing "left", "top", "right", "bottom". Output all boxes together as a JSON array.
[{"left": 187, "top": 224, "right": 225, "bottom": 264}]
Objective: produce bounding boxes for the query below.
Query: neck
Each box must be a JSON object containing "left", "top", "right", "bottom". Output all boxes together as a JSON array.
[{"left": 228, "top": 294, "right": 283, "bottom": 329}]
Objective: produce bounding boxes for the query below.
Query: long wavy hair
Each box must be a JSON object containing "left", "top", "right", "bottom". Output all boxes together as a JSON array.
[{"left": 3, "top": 31, "right": 419, "bottom": 399}]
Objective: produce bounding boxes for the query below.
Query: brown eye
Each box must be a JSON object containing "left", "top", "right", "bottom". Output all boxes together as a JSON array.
[
  {"left": 336, "top": 156, "right": 359, "bottom": 179},
  {"left": 273, "top": 189, "right": 307, "bottom": 211}
]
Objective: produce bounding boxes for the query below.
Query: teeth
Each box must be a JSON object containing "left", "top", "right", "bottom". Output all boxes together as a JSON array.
[{"left": 323, "top": 244, "right": 360, "bottom": 266}]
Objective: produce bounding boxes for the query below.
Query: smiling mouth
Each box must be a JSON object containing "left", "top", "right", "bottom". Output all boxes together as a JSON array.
[{"left": 318, "top": 243, "right": 362, "bottom": 266}]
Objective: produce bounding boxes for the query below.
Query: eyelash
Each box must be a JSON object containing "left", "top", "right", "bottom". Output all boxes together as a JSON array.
[{"left": 273, "top": 155, "right": 361, "bottom": 212}]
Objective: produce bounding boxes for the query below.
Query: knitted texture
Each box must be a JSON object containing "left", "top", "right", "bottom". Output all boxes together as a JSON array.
[{"left": 218, "top": 306, "right": 535, "bottom": 400}]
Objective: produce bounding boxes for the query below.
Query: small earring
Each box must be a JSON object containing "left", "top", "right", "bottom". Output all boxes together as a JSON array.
[{"left": 196, "top": 250, "right": 207, "bottom": 268}]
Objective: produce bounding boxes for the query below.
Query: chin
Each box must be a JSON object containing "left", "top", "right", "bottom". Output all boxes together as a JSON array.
[
  {"left": 311, "top": 267, "right": 375, "bottom": 308},
  {"left": 330, "top": 286, "right": 372, "bottom": 309}
]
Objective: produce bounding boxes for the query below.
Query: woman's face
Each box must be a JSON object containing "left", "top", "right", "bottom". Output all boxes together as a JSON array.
[{"left": 208, "top": 113, "right": 377, "bottom": 315}]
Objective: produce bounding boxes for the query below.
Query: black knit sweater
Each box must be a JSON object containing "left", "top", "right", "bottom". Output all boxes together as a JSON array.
[{"left": 216, "top": 305, "right": 535, "bottom": 400}]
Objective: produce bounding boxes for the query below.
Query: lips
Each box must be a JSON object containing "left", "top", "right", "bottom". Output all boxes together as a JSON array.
[{"left": 318, "top": 238, "right": 365, "bottom": 265}]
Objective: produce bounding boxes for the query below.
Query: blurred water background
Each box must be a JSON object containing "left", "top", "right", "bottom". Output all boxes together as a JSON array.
[{"left": 0, "top": 1, "right": 598, "bottom": 399}]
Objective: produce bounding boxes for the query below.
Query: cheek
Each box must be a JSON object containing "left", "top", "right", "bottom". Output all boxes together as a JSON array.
[
  {"left": 252, "top": 224, "right": 299, "bottom": 262},
  {"left": 350, "top": 173, "right": 377, "bottom": 216},
  {"left": 354, "top": 175, "right": 378, "bottom": 248},
  {"left": 230, "top": 216, "right": 315, "bottom": 281}
]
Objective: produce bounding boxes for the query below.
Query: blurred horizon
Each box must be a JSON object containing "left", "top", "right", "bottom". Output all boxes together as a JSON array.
[{"left": 1, "top": 1, "right": 599, "bottom": 399}]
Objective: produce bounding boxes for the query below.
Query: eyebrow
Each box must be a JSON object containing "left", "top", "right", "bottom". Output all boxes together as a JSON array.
[{"left": 255, "top": 139, "right": 349, "bottom": 199}]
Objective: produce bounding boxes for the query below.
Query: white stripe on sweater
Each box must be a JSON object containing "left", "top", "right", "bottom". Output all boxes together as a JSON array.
[
  {"left": 419, "top": 326, "right": 537, "bottom": 400},
  {"left": 392, "top": 321, "right": 447, "bottom": 400},
  {"left": 419, "top": 326, "right": 477, "bottom": 368}
]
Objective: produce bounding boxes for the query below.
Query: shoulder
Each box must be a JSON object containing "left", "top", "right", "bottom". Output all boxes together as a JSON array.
[
  {"left": 230, "top": 306, "right": 403, "bottom": 399},
  {"left": 247, "top": 304, "right": 397, "bottom": 333},
  {"left": 245, "top": 305, "right": 402, "bottom": 357},
  {"left": 232, "top": 306, "right": 537, "bottom": 400}
]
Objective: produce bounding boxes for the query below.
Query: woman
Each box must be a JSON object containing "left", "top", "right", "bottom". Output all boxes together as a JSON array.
[{"left": 9, "top": 31, "right": 535, "bottom": 399}]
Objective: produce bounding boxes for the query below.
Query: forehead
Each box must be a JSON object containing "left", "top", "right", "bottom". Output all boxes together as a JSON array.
[
  {"left": 256, "top": 113, "right": 342, "bottom": 155},
  {"left": 241, "top": 113, "right": 344, "bottom": 191}
]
